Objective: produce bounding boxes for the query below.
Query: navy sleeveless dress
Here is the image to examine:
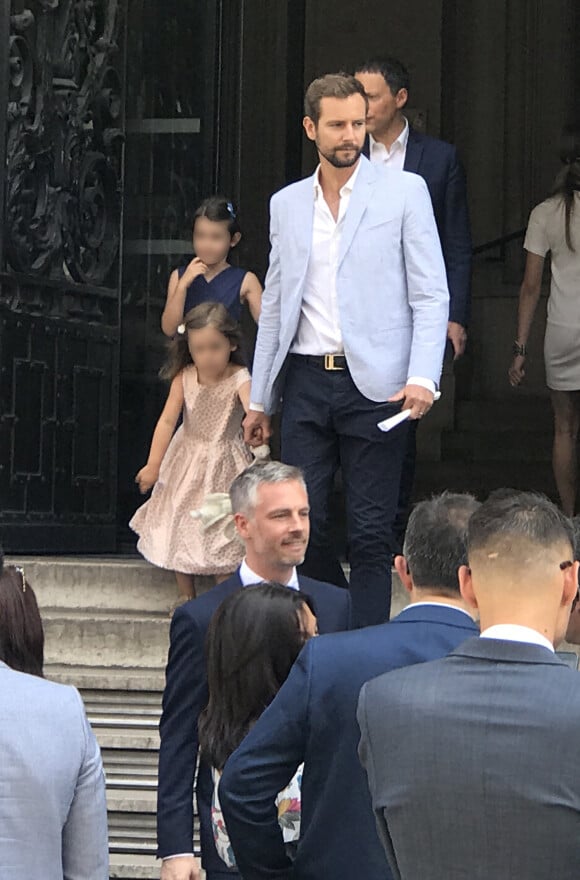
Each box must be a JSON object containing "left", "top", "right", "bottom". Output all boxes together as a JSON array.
[{"left": 179, "top": 264, "right": 248, "bottom": 321}]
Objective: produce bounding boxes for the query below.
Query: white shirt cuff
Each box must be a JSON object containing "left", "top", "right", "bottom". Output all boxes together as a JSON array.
[
  {"left": 250, "top": 402, "right": 265, "bottom": 412},
  {"left": 163, "top": 854, "right": 195, "bottom": 860},
  {"left": 407, "top": 376, "right": 436, "bottom": 395}
]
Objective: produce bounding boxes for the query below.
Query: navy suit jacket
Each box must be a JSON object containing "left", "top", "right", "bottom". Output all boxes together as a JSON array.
[
  {"left": 156, "top": 568, "right": 350, "bottom": 872},
  {"left": 364, "top": 128, "right": 472, "bottom": 326},
  {"left": 218, "top": 604, "right": 478, "bottom": 880}
]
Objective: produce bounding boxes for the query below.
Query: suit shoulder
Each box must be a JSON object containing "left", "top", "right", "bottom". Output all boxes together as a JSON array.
[
  {"left": 173, "top": 578, "right": 241, "bottom": 627},
  {"left": 298, "top": 575, "right": 348, "bottom": 601},
  {"left": 1, "top": 667, "right": 83, "bottom": 714},
  {"left": 410, "top": 129, "right": 458, "bottom": 157},
  {"left": 271, "top": 176, "right": 313, "bottom": 206}
]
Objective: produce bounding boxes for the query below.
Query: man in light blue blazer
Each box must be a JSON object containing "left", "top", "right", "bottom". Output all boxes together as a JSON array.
[
  {"left": 0, "top": 659, "right": 109, "bottom": 878},
  {"left": 244, "top": 73, "right": 449, "bottom": 627}
]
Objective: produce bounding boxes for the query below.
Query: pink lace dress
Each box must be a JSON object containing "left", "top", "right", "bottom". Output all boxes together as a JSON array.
[{"left": 129, "top": 365, "right": 252, "bottom": 574}]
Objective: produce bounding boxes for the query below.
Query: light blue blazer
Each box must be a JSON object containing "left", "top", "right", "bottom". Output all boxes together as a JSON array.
[
  {"left": 0, "top": 661, "right": 109, "bottom": 879},
  {"left": 251, "top": 156, "right": 450, "bottom": 414}
]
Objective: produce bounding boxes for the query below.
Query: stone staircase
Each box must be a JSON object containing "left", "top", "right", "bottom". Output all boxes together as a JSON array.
[{"left": 3, "top": 554, "right": 453, "bottom": 879}]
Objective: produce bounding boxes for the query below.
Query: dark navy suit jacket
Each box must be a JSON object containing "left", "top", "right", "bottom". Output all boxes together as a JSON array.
[
  {"left": 364, "top": 128, "right": 472, "bottom": 326},
  {"left": 156, "top": 568, "right": 350, "bottom": 873},
  {"left": 219, "top": 604, "right": 478, "bottom": 880}
]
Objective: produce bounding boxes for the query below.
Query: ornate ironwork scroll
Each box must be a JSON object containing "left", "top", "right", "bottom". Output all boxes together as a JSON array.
[
  {"left": 0, "top": 0, "right": 125, "bottom": 552},
  {"left": 5, "top": 0, "right": 124, "bottom": 286}
]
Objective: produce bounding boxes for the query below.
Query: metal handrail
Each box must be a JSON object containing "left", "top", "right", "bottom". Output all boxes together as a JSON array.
[{"left": 472, "top": 228, "right": 526, "bottom": 257}]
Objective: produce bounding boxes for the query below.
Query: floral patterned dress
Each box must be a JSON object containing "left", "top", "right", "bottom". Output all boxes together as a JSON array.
[{"left": 211, "top": 764, "right": 303, "bottom": 867}]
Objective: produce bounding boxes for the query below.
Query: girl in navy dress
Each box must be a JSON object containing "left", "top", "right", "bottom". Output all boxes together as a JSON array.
[{"left": 161, "top": 195, "right": 262, "bottom": 337}]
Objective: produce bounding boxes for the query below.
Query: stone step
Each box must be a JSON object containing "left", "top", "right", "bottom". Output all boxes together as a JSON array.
[
  {"left": 83, "top": 688, "right": 162, "bottom": 714},
  {"left": 5, "top": 556, "right": 177, "bottom": 613},
  {"left": 442, "top": 428, "right": 553, "bottom": 463},
  {"left": 46, "top": 665, "right": 165, "bottom": 691},
  {"left": 42, "top": 610, "right": 170, "bottom": 667},
  {"left": 454, "top": 398, "right": 552, "bottom": 433},
  {"left": 413, "top": 459, "right": 556, "bottom": 501},
  {"left": 109, "top": 853, "right": 160, "bottom": 879},
  {"left": 102, "top": 750, "right": 158, "bottom": 780},
  {"left": 93, "top": 727, "right": 160, "bottom": 751},
  {"left": 107, "top": 787, "right": 157, "bottom": 814}
]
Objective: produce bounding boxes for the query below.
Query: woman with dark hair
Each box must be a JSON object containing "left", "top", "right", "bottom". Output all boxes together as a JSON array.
[
  {"left": 198, "top": 582, "right": 317, "bottom": 868},
  {"left": 0, "top": 565, "right": 44, "bottom": 677},
  {"left": 509, "top": 124, "right": 580, "bottom": 514},
  {"left": 161, "top": 194, "right": 262, "bottom": 337}
]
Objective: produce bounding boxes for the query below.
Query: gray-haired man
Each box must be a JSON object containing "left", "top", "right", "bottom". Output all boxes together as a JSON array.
[{"left": 157, "top": 461, "right": 350, "bottom": 880}]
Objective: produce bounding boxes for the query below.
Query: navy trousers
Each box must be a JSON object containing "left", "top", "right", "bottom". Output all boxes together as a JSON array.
[{"left": 281, "top": 356, "right": 409, "bottom": 628}]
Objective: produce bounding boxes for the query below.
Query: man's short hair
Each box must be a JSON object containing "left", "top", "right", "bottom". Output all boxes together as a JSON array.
[
  {"left": 403, "top": 492, "right": 480, "bottom": 594},
  {"left": 355, "top": 56, "right": 410, "bottom": 97},
  {"left": 229, "top": 461, "right": 307, "bottom": 515},
  {"left": 467, "top": 491, "right": 574, "bottom": 560},
  {"left": 304, "top": 73, "right": 368, "bottom": 125}
]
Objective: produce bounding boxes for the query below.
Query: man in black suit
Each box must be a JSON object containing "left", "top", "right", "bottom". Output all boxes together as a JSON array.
[
  {"left": 359, "top": 492, "right": 580, "bottom": 880},
  {"left": 157, "top": 461, "right": 350, "bottom": 880},
  {"left": 356, "top": 56, "right": 472, "bottom": 544},
  {"left": 218, "top": 492, "right": 479, "bottom": 880}
]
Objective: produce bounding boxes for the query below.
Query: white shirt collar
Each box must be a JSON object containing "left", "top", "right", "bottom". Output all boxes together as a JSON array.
[
  {"left": 480, "top": 624, "right": 554, "bottom": 653},
  {"left": 369, "top": 117, "right": 409, "bottom": 156},
  {"left": 312, "top": 159, "right": 362, "bottom": 199},
  {"left": 407, "top": 601, "right": 474, "bottom": 620},
  {"left": 239, "top": 558, "right": 299, "bottom": 590}
]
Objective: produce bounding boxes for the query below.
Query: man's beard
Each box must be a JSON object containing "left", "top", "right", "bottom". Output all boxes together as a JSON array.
[{"left": 318, "top": 144, "right": 362, "bottom": 168}]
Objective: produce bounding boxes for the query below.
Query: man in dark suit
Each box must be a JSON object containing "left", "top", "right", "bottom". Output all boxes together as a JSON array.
[
  {"left": 218, "top": 492, "right": 479, "bottom": 880},
  {"left": 157, "top": 461, "right": 350, "bottom": 880},
  {"left": 359, "top": 491, "right": 580, "bottom": 880},
  {"left": 356, "top": 56, "right": 472, "bottom": 545}
]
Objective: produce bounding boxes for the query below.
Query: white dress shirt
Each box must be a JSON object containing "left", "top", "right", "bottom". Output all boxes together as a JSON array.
[
  {"left": 290, "top": 162, "right": 361, "bottom": 355},
  {"left": 239, "top": 558, "right": 299, "bottom": 590},
  {"left": 287, "top": 160, "right": 435, "bottom": 395},
  {"left": 410, "top": 601, "right": 474, "bottom": 620},
  {"left": 480, "top": 624, "right": 554, "bottom": 653},
  {"left": 368, "top": 118, "right": 409, "bottom": 170}
]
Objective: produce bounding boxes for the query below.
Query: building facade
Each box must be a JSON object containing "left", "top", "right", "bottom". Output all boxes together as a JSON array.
[{"left": 0, "top": 0, "right": 578, "bottom": 552}]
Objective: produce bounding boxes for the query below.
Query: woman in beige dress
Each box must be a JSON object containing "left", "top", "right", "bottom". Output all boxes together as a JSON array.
[{"left": 509, "top": 125, "right": 580, "bottom": 514}]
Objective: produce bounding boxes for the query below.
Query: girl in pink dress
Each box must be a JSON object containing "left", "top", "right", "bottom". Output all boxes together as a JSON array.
[{"left": 130, "top": 302, "right": 253, "bottom": 600}]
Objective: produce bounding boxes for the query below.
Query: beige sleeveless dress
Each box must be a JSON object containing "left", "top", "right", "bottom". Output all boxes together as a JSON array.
[{"left": 130, "top": 365, "right": 252, "bottom": 574}]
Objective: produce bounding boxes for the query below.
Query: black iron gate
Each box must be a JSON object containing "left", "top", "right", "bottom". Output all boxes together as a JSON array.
[{"left": 0, "top": 0, "right": 125, "bottom": 552}]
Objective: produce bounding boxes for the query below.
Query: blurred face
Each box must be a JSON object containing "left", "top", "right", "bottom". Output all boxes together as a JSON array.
[
  {"left": 298, "top": 602, "right": 318, "bottom": 639},
  {"left": 192, "top": 215, "right": 239, "bottom": 266},
  {"left": 236, "top": 480, "right": 311, "bottom": 573},
  {"left": 303, "top": 94, "right": 367, "bottom": 168},
  {"left": 354, "top": 71, "right": 407, "bottom": 137},
  {"left": 187, "top": 324, "right": 234, "bottom": 377}
]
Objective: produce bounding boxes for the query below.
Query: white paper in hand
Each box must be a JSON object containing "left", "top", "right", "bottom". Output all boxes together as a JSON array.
[{"left": 377, "top": 409, "right": 412, "bottom": 433}]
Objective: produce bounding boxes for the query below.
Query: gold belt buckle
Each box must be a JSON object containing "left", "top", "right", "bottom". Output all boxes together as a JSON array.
[{"left": 324, "top": 354, "right": 344, "bottom": 371}]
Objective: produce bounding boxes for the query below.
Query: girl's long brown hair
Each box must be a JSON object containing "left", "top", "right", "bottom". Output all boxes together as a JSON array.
[
  {"left": 550, "top": 123, "right": 580, "bottom": 252},
  {"left": 160, "top": 301, "right": 244, "bottom": 381}
]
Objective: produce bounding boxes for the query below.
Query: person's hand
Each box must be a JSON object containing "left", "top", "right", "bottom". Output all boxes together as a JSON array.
[
  {"left": 135, "top": 463, "right": 159, "bottom": 494},
  {"left": 447, "top": 321, "right": 467, "bottom": 359},
  {"left": 160, "top": 855, "right": 201, "bottom": 880},
  {"left": 181, "top": 257, "right": 208, "bottom": 287},
  {"left": 388, "top": 384, "right": 435, "bottom": 420},
  {"left": 508, "top": 355, "right": 526, "bottom": 387},
  {"left": 243, "top": 411, "right": 272, "bottom": 446}
]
